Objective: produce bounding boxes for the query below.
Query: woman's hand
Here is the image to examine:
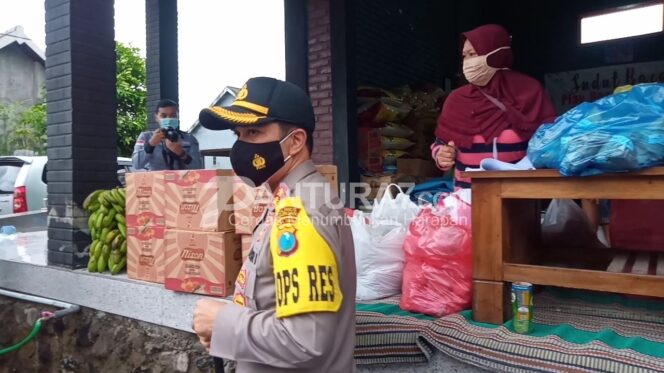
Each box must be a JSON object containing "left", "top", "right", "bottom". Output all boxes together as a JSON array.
[{"left": 435, "top": 141, "right": 456, "bottom": 171}]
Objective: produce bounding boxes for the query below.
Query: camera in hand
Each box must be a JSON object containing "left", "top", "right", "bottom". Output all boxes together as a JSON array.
[{"left": 162, "top": 127, "right": 180, "bottom": 142}]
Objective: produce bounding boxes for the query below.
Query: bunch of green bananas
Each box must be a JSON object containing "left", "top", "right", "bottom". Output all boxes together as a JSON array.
[{"left": 83, "top": 188, "right": 127, "bottom": 275}]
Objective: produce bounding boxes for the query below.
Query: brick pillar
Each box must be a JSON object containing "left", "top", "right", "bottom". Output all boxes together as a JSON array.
[
  {"left": 284, "top": 0, "right": 309, "bottom": 92},
  {"left": 146, "top": 0, "right": 179, "bottom": 130},
  {"left": 307, "top": 0, "right": 333, "bottom": 164},
  {"left": 45, "top": 0, "right": 117, "bottom": 268}
]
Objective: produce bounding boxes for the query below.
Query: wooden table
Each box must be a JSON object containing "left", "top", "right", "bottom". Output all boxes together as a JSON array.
[{"left": 463, "top": 167, "right": 664, "bottom": 324}]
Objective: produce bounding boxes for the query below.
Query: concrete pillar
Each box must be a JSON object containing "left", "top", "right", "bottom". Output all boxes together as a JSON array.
[
  {"left": 284, "top": 0, "right": 309, "bottom": 93},
  {"left": 45, "top": 0, "right": 118, "bottom": 268},
  {"left": 145, "top": 0, "right": 179, "bottom": 130}
]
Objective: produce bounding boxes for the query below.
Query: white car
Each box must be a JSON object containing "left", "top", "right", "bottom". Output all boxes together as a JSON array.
[
  {"left": 0, "top": 156, "right": 134, "bottom": 217},
  {"left": 0, "top": 156, "right": 47, "bottom": 216}
]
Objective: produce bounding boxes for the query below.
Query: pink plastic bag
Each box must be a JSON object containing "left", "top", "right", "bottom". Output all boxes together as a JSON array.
[{"left": 400, "top": 194, "right": 472, "bottom": 317}]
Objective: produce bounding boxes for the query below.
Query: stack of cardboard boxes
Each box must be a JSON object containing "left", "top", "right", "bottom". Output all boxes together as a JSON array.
[
  {"left": 126, "top": 170, "right": 242, "bottom": 297},
  {"left": 125, "top": 172, "right": 166, "bottom": 283},
  {"left": 232, "top": 177, "right": 271, "bottom": 261},
  {"left": 126, "top": 166, "right": 339, "bottom": 297},
  {"left": 162, "top": 170, "right": 242, "bottom": 297}
]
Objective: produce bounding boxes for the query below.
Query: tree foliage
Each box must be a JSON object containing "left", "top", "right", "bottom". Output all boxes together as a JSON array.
[
  {"left": 0, "top": 41, "right": 147, "bottom": 157},
  {"left": 0, "top": 97, "right": 46, "bottom": 155},
  {"left": 116, "top": 41, "right": 147, "bottom": 157}
]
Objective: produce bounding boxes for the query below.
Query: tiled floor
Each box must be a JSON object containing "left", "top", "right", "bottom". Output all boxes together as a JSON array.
[{"left": 0, "top": 230, "right": 48, "bottom": 266}]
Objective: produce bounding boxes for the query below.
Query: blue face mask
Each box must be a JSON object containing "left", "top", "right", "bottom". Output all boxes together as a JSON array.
[{"left": 160, "top": 118, "right": 179, "bottom": 129}]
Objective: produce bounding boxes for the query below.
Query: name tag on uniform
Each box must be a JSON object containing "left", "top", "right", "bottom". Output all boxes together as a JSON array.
[
  {"left": 181, "top": 141, "right": 191, "bottom": 147},
  {"left": 270, "top": 196, "right": 342, "bottom": 318}
]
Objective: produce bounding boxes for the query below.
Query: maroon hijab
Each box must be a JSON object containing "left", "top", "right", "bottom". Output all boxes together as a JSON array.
[{"left": 436, "top": 24, "right": 556, "bottom": 149}]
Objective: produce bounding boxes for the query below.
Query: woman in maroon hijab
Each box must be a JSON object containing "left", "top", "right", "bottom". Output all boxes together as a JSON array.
[{"left": 432, "top": 24, "right": 557, "bottom": 188}]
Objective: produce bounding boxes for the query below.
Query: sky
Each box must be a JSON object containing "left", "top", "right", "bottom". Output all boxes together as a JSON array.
[{"left": 0, "top": 0, "right": 285, "bottom": 130}]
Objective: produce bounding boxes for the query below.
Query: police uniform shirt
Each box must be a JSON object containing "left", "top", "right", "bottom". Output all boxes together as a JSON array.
[
  {"left": 210, "top": 160, "right": 357, "bottom": 372},
  {"left": 132, "top": 130, "right": 203, "bottom": 171}
]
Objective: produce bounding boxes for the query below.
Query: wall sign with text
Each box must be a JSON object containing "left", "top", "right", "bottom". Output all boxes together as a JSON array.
[{"left": 545, "top": 60, "right": 664, "bottom": 114}]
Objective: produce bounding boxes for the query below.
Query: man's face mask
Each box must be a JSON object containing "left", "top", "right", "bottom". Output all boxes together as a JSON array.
[
  {"left": 462, "top": 46, "right": 510, "bottom": 87},
  {"left": 160, "top": 118, "right": 180, "bottom": 129},
  {"left": 230, "top": 130, "right": 295, "bottom": 187}
]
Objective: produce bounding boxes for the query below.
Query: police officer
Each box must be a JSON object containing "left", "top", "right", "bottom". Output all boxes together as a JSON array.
[
  {"left": 132, "top": 99, "right": 203, "bottom": 171},
  {"left": 192, "top": 77, "right": 356, "bottom": 372}
]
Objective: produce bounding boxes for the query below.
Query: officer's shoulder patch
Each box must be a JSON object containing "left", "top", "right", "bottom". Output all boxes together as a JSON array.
[{"left": 270, "top": 196, "right": 342, "bottom": 318}]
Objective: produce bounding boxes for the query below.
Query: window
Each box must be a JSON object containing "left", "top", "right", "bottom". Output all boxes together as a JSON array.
[
  {"left": 42, "top": 163, "right": 48, "bottom": 185},
  {"left": 0, "top": 163, "right": 22, "bottom": 194},
  {"left": 581, "top": 2, "right": 664, "bottom": 44}
]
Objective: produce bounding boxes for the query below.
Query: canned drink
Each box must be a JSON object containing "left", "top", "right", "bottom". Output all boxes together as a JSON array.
[{"left": 511, "top": 282, "right": 533, "bottom": 334}]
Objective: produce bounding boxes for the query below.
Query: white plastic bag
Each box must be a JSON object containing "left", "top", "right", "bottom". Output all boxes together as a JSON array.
[
  {"left": 371, "top": 184, "right": 421, "bottom": 227},
  {"left": 351, "top": 211, "right": 405, "bottom": 300},
  {"left": 542, "top": 199, "right": 603, "bottom": 248},
  {"left": 352, "top": 185, "right": 421, "bottom": 300}
]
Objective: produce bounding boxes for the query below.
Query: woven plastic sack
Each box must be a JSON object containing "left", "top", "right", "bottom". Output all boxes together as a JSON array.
[
  {"left": 381, "top": 122, "right": 415, "bottom": 138},
  {"left": 382, "top": 150, "right": 408, "bottom": 166},
  {"left": 382, "top": 136, "right": 415, "bottom": 150}
]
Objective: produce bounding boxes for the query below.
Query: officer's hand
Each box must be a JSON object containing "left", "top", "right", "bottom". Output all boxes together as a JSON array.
[
  {"left": 193, "top": 299, "right": 224, "bottom": 341},
  {"left": 149, "top": 129, "right": 166, "bottom": 146},
  {"left": 165, "top": 138, "right": 185, "bottom": 157},
  {"left": 199, "top": 336, "right": 211, "bottom": 352},
  {"left": 435, "top": 141, "right": 456, "bottom": 171}
]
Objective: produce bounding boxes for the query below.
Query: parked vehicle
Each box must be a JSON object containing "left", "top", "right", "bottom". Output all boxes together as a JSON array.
[
  {"left": 117, "top": 157, "right": 134, "bottom": 187},
  {"left": 0, "top": 156, "right": 134, "bottom": 217},
  {"left": 0, "top": 156, "right": 47, "bottom": 216}
]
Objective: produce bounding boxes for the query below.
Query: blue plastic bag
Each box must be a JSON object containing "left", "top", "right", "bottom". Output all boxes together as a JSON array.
[
  {"left": 528, "top": 83, "right": 664, "bottom": 176},
  {"left": 409, "top": 177, "right": 454, "bottom": 204}
]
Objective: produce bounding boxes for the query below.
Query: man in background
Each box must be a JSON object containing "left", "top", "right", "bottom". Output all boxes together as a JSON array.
[{"left": 132, "top": 99, "right": 203, "bottom": 171}]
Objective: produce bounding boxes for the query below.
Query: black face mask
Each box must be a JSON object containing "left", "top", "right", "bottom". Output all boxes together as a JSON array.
[{"left": 230, "top": 132, "right": 294, "bottom": 187}]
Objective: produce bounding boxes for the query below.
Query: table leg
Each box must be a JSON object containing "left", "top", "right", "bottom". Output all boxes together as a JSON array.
[{"left": 473, "top": 280, "right": 509, "bottom": 324}]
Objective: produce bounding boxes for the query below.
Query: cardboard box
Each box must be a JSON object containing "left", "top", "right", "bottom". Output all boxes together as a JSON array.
[
  {"left": 397, "top": 158, "right": 441, "bottom": 178},
  {"left": 164, "top": 230, "right": 242, "bottom": 297},
  {"left": 232, "top": 179, "right": 271, "bottom": 235},
  {"left": 315, "top": 165, "right": 339, "bottom": 195},
  {"left": 358, "top": 128, "right": 383, "bottom": 173},
  {"left": 125, "top": 172, "right": 166, "bottom": 227},
  {"left": 164, "top": 170, "right": 235, "bottom": 232},
  {"left": 232, "top": 179, "right": 253, "bottom": 235},
  {"left": 359, "top": 152, "right": 383, "bottom": 174},
  {"left": 126, "top": 226, "right": 166, "bottom": 283},
  {"left": 126, "top": 213, "right": 166, "bottom": 229},
  {"left": 241, "top": 235, "right": 253, "bottom": 263},
  {"left": 358, "top": 128, "right": 382, "bottom": 150}
]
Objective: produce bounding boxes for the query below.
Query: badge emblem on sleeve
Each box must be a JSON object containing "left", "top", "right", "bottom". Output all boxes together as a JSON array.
[
  {"left": 278, "top": 230, "right": 297, "bottom": 255},
  {"left": 276, "top": 204, "right": 300, "bottom": 257}
]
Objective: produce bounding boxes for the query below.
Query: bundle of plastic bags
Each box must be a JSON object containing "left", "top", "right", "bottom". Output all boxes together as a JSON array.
[
  {"left": 528, "top": 83, "right": 664, "bottom": 176},
  {"left": 351, "top": 185, "right": 421, "bottom": 300},
  {"left": 400, "top": 190, "right": 472, "bottom": 317}
]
